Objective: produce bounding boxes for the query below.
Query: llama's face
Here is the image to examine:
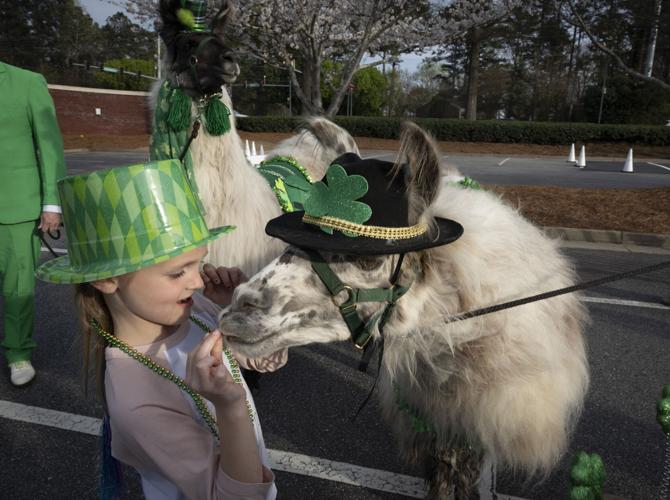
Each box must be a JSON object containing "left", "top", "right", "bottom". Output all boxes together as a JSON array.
[
  {"left": 219, "top": 247, "right": 397, "bottom": 358},
  {"left": 170, "top": 33, "right": 239, "bottom": 96},
  {"left": 160, "top": 0, "right": 239, "bottom": 97}
]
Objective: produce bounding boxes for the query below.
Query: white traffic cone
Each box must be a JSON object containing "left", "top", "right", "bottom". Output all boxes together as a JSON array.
[
  {"left": 567, "top": 143, "right": 576, "bottom": 163},
  {"left": 244, "top": 139, "right": 251, "bottom": 159},
  {"left": 577, "top": 145, "right": 586, "bottom": 169},
  {"left": 260, "top": 144, "right": 265, "bottom": 156},
  {"left": 251, "top": 141, "right": 257, "bottom": 157},
  {"left": 622, "top": 148, "right": 634, "bottom": 173}
]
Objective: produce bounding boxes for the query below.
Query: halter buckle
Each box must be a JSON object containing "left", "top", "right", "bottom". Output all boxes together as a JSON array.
[
  {"left": 332, "top": 285, "right": 355, "bottom": 310},
  {"left": 354, "top": 333, "right": 373, "bottom": 350}
]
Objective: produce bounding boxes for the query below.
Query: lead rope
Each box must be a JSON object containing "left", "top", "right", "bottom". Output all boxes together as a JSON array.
[
  {"left": 444, "top": 259, "right": 670, "bottom": 325},
  {"left": 352, "top": 254, "right": 406, "bottom": 422}
]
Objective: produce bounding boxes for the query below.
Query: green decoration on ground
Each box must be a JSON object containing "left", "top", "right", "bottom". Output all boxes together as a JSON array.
[
  {"left": 303, "top": 164, "right": 372, "bottom": 236},
  {"left": 569, "top": 451, "right": 606, "bottom": 500},
  {"left": 658, "top": 384, "right": 670, "bottom": 436},
  {"left": 257, "top": 156, "right": 313, "bottom": 213}
]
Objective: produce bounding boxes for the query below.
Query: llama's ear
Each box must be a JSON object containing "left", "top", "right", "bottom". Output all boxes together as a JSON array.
[
  {"left": 158, "top": 0, "right": 182, "bottom": 50},
  {"left": 212, "top": 0, "right": 235, "bottom": 37},
  {"left": 395, "top": 122, "right": 442, "bottom": 223}
]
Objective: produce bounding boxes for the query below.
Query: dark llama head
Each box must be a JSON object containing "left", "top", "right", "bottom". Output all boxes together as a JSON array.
[{"left": 159, "top": 0, "right": 240, "bottom": 98}]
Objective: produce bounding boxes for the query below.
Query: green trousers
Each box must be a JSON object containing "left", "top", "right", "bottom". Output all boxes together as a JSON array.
[{"left": 0, "top": 221, "right": 40, "bottom": 364}]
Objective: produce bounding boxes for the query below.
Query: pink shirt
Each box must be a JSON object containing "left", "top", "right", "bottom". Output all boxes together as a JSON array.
[{"left": 104, "top": 294, "right": 276, "bottom": 499}]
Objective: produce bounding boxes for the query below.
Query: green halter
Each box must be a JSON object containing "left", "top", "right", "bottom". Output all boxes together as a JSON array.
[{"left": 304, "top": 249, "right": 412, "bottom": 351}]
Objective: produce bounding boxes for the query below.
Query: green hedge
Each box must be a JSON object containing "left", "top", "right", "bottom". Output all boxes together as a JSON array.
[{"left": 236, "top": 116, "right": 670, "bottom": 146}]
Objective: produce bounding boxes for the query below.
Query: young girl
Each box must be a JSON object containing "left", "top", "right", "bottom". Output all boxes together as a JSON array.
[{"left": 36, "top": 160, "right": 284, "bottom": 499}]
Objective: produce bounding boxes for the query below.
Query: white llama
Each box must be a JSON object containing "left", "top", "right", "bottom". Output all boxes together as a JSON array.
[
  {"left": 219, "top": 122, "right": 590, "bottom": 498},
  {"left": 152, "top": 0, "right": 359, "bottom": 277}
]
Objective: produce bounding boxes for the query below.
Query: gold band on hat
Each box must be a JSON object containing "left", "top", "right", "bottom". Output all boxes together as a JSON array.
[{"left": 302, "top": 214, "right": 428, "bottom": 240}]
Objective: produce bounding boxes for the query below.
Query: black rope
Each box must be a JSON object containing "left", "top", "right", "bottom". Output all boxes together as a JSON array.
[
  {"left": 39, "top": 228, "right": 62, "bottom": 259},
  {"left": 179, "top": 120, "right": 201, "bottom": 163},
  {"left": 445, "top": 259, "right": 670, "bottom": 324}
]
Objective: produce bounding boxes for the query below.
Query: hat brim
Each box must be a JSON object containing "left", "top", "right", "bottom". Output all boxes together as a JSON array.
[
  {"left": 265, "top": 213, "right": 463, "bottom": 255},
  {"left": 35, "top": 225, "right": 234, "bottom": 284}
]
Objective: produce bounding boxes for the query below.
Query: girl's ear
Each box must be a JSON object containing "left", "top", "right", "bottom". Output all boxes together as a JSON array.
[
  {"left": 394, "top": 121, "right": 442, "bottom": 224},
  {"left": 90, "top": 278, "right": 119, "bottom": 295},
  {"left": 212, "top": 0, "right": 235, "bottom": 38}
]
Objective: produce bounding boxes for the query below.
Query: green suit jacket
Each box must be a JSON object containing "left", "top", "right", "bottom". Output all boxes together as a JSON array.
[{"left": 0, "top": 62, "right": 66, "bottom": 224}]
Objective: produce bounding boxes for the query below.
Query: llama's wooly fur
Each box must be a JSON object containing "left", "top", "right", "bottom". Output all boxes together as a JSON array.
[{"left": 151, "top": 81, "right": 358, "bottom": 277}]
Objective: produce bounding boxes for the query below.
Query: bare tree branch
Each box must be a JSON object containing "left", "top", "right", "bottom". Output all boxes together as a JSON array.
[{"left": 566, "top": 1, "right": 670, "bottom": 91}]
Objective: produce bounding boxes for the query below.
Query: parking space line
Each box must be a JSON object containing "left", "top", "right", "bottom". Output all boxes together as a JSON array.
[
  {"left": 0, "top": 400, "right": 529, "bottom": 499},
  {"left": 582, "top": 296, "right": 670, "bottom": 310},
  {"left": 0, "top": 400, "right": 425, "bottom": 497},
  {"left": 40, "top": 247, "right": 68, "bottom": 255},
  {"left": 647, "top": 162, "right": 670, "bottom": 172},
  {"left": 498, "top": 158, "right": 511, "bottom": 166}
]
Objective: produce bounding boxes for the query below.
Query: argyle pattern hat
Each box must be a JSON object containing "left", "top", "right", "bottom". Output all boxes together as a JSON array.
[{"left": 36, "top": 160, "right": 233, "bottom": 284}]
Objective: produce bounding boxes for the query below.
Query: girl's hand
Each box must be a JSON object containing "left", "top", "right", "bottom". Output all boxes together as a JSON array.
[
  {"left": 185, "top": 330, "right": 245, "bottom": 409},
  {"left": 201, "top": 265, "right": 247, "bottom": 306}
]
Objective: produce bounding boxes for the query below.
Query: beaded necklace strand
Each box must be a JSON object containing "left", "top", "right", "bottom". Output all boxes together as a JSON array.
[{"left": 91, "top": 315, "right": 254, "bottom": 440}]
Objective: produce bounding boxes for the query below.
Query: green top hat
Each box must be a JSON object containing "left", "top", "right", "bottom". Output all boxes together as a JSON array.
[
  {"left": 36, "top": 160, "right": 233, "bottom": 284},
  {"left": 177, "top": 0, "right": 209, "bottom": 32}
]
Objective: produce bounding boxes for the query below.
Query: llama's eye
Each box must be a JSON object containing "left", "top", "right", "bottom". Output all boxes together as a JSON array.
[{"left": 356, "top": 256, "right": 382, "bottom": 271}]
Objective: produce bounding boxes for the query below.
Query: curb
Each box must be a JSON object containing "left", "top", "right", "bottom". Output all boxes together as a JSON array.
[{"left": 544, "top": 227, "right": 670, "bottom": 249}]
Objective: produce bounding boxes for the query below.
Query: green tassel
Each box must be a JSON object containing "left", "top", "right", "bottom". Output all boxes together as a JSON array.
[
  {"left": 166, "top": 87, "right": 192, "bottom": 131},
  {"left": 204, "top": 98, "right": 231, "bottom": 135}
]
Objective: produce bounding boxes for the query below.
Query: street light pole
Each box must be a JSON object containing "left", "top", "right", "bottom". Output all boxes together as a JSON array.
[{"left": 157, "top": 35, "right": 162, "bottom": 80}]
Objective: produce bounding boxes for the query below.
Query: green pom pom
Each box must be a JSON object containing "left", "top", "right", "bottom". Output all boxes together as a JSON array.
[
  {"left": 166, "top": 87, "right": 191, "bottom": 131},
  {"left": 204, "top": 98, "right": 231, "bottom": 136},
  {"left": 176, "top": 8, "right": 196, "bottom": 29}
]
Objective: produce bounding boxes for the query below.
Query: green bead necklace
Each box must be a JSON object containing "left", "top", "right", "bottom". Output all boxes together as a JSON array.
[{"left": 91, "top": 315, "right": 254, "bottom": 440}]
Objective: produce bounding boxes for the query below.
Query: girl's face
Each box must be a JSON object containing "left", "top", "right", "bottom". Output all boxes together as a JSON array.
[{"left": 100, "top": 246, "right": 208, "bottom": 335}]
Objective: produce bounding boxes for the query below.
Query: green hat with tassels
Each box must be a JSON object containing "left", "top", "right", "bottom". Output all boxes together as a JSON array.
[{"left": 36, "top": 160, "right": 234, "bottom": 284}]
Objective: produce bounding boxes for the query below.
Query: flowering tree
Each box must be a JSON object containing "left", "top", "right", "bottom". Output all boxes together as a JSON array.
[
  {"left": 232, "top": 0, "right": 433, "bottom": 116},
  {"left": 115, "top": 0, "right": 522, "bottom": 116}
]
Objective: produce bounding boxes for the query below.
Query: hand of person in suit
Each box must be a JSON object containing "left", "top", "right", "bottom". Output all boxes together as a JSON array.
[{"left": 38, "top": 211, "right": 61, "bottom": 233}]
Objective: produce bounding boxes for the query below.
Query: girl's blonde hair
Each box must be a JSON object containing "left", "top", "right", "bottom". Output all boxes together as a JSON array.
[{"left": 74, "top": 283, "right": 113, "bottom": 407}]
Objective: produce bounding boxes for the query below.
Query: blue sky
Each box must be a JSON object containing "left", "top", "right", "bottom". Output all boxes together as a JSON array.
[
  {"left": 78, "top": 0, "right": 424, "bottom": 72},
  {"left": 79, "top": 0, "right": 121, "bottom": 25}
]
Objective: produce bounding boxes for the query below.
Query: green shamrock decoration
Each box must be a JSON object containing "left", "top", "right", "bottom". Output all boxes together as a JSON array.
[
  {"left": 303, "top": 164, "right": 372, "bottom": 237},
  {"left": 569, "top": 451, "right": 606, "bottom": 500},
  {"left": 658, "top": 384, "right": 670, "bottom": 436},
  {"left": 257, "top": 156, "right": 313, "bottom": 213}
]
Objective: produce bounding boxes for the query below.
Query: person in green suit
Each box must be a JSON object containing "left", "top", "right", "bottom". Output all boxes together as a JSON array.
[{"left": 0, "top": 61, "right": 66, "bottom": 385}]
